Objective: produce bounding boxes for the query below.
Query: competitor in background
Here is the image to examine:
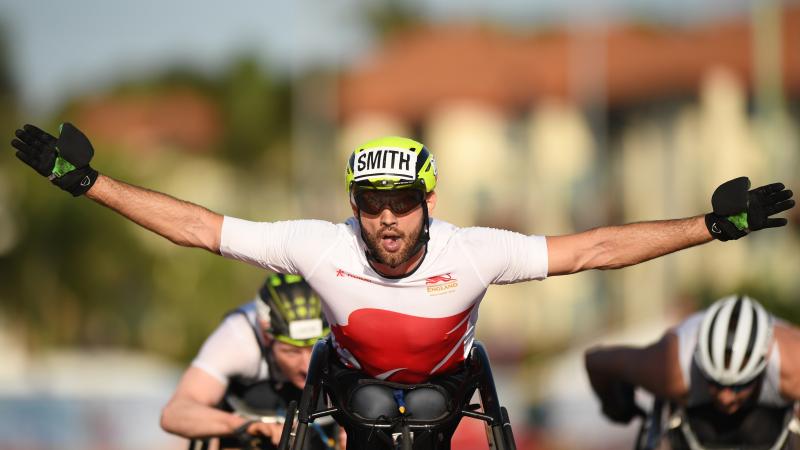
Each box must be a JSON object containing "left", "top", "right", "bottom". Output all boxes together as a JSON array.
[
  {"left": 585, "top": 295, "right": 800, "bottom": 449},
  {"left": 160, "top": 274, "right": 338, "bottom": 449}
]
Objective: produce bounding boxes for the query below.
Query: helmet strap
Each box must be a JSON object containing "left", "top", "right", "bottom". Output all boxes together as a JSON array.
[{"left": 408, "top": 197, "right": 431, "bottom": 256}]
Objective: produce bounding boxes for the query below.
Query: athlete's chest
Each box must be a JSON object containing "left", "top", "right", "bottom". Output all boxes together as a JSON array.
[{"left": 311, "top": 255, "right": 486, "bottom": 322}]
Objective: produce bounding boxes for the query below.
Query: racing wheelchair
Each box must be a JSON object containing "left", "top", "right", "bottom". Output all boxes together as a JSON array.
[
  {"left": 635, "top": 397, "right": 800, "bottom": 450},
  {"left": 277, "top": 336, "right": 517, "bottom": 450}
]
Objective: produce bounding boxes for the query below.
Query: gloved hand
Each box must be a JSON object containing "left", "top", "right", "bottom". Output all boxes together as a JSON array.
[
  {"left": 11, "top": 123, "right": 99, "bottom": 196},
  {"left": 705, "top": 176, "right": 794, "bottom": 241},
  {"left": 600, "top": 381, "right": 645, "bottom": 424},
  {"left": 233, "top": 420, "right": 264, "bottom": 450}
]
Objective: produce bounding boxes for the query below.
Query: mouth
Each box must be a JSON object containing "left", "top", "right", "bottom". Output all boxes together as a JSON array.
[
  {"left": 715, "top": 401, "right": 738, "bottom": 414},
  {"left": 380, "top": 233, "right": 402, "bottom": 252}
]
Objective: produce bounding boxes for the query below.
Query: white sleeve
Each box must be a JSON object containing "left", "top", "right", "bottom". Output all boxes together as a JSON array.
[
  {"left": 190, "top": 315, "right": 262, "bottom": 385},
  {"left": 671, "top": 312, "right": 704, "bottom": 386},
  {"left": 219, "top": 217, "right": 339, "bottom": 276},
  {"left": 457, "top": 227, "right": 549, "bottom": 285}
]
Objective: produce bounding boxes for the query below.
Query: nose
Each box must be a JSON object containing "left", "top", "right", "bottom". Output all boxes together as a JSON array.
[
  {"left": 379, "top": 207, "right": 398, "bottom": 227},
  {"left": 715, "top": 388, "right": 737, "bottom": 407}
]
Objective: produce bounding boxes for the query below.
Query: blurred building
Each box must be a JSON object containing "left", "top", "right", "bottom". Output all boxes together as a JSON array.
[{"left": 72, "top": 89, "right": 222, "bottom": 154}]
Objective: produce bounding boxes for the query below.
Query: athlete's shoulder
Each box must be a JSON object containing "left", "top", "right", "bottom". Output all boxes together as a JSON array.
[
  {"left": 280, "top": 218, "right": 344, "bottom": 234},
  {"left": 430, "top": 220, "right": 519, "bottom": 240},
  {"left": 672, "top": 311, "right": 704, "bottom": 333},
  {"left": 449, "top": 224, "right": 539, "bottom": 248},
  {"left": 225, "top": 300, "right": 260, "bottom": 323},
  {"left": 775, "top": 322, "right": 800, "bottom": 400},
  {"left": 217, "top": 309, "right": 256, "bottom": 340},
  {"left": 279, "top": 219, "right": 356, "bottom": 257},
  {"left": 227, "top": 217, "right": 342, "bottom": 231},
  {"left": 424, "top": 218, "right": 460, "bottom": 253},
  {"left": 429, "top": 218, "right": 459, "bottom": 236}
]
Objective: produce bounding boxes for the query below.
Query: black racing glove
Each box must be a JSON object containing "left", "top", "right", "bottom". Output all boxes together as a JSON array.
[
  {"left": 233, "top": 420, "right": 265, "bottom": 450},
  {"left": 704, "top": 176, "right": 794, "bottom": 241},
  {"left": 11, "top": 123, "right": 99, "bottom": 196},
  {"left": 600, "top": 381, "right": 645, "bottom": 424}
]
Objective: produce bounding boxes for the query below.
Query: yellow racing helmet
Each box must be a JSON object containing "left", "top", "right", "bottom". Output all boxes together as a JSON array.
[{"left": 345, "top": 136, "right": 437, "bottom": 195}]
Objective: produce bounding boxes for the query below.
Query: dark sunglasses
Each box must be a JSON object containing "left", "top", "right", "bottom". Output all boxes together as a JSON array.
[
  {"left": 354, "top": 190, "right": 423, "bottom": 215},
  {"left": 704, "top": 374, "right": 762, "bottom": 393}
]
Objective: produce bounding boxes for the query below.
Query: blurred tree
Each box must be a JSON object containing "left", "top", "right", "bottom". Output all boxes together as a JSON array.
[
  {"left": 218, "top": 55, "right": 291, "bottom": 170},
  {"left": 363, "top": 0, "right": 425, "bottom": 39},
  {"left": 0, "top": 21, "right": 18, "bottom": 129}
]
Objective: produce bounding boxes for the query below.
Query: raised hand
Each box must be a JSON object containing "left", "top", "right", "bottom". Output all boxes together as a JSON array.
[
  {"left": 705, "top": 176, "right": 794, "bottom": 241},
  {"left": 11, "top": 123, "right": 98, "bottom": 196}
]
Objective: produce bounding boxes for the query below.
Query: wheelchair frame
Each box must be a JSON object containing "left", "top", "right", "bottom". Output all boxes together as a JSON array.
[
  {"left": 634, "top": 397, "right": 800, "bottom": 450},
  {"left": 278, "top": 337, "right": 517, "bottom": 450}
]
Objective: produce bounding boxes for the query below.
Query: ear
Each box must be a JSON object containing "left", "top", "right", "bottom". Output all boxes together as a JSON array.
[
  {"left": 425, "top": 191, "right": 437, "bottom": 214},
  {"left": 260, "top": 328, "right": 274, "bottom": 346}
]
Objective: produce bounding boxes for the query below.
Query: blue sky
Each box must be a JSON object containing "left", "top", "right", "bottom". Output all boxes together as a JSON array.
[
  {"left": 0, "top": 0, "right": 758, "bottom": 115},
  {"left": 0, "top": 0, "right": 370, "bottom": 114}
]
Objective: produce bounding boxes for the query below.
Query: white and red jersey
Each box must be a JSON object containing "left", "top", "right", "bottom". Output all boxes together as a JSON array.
[
  {"left": 191, "top": 301, "right": 270, "bottom": 386},
  {"left": 220, "top": 217, "right": 548, "bottom": 383}
]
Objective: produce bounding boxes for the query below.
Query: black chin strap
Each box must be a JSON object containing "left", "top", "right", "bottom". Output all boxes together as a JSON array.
[
  {"left": 408, "top": 199, "right": 431, "bottom": 256},
  {"left": 357, "top": 199, "right": 430, "bottom": 278}
]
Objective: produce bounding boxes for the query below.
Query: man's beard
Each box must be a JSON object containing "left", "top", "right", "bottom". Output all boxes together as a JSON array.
[{"left": 364, "top": 223, "right": 423, "bottom": 268}]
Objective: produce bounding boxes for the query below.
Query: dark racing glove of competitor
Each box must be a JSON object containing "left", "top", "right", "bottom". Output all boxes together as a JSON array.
[
  {"left": 11, "top": 123, "right": 99, "bottom": 196},
  {"left": 233, "top": 420, "right": 264, "bottom": 450},
  {"left": 704, "top": 176, "right": 794, "bottom": 241},
  {"left": 600, "top": 381, "right": 645, "bottom": 424}
]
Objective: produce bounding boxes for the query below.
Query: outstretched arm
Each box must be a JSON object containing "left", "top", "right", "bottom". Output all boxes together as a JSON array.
[
  {"left": 161, "top": 367, "right": 241, "bottom": 438},
  {"left": 585, "top": 333, "right": 687, "bottom": 400},
  {"left": 584, "top": 333, "right": 687, "bottom": 423},
  {"left": 547, "top": 177, "right": 794, "bottom": 276},
  {"left": 160, "top": 367, "right": 284, "bottom": 443},
  {"left": 547, "top": 216, "right": 710, "bottom": 276},
  {"left": 11, "top": 123, "right": 223, "bottom": 253},
  {"left": 87, "top": 175, "right": 223, "bottom": 252}
]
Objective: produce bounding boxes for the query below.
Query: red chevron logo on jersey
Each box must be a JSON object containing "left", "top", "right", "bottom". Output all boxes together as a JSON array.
[
  {"left": 425, "top": 273, "right": 458, "bottom": 295},
  {"left": 426, "top": 273, "right": 455, "bottom": 285}
]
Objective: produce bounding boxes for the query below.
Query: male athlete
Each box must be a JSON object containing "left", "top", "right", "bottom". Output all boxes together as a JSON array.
[
  {"left": 585, "top": 295, "right": 800, "bottom": 449},
  {"left": 161, "top": 273, "right": 337, "bottom": 449}
]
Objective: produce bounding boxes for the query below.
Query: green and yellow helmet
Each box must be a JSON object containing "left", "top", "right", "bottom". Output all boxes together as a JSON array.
[
  {"left": 257, "top": 274, "right": 330, "bottom": 347},
  {"left": 345, "top": 136, "right": 437, "bottom": 195}
]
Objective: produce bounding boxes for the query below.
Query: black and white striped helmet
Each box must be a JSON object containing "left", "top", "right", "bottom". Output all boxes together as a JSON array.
[{"left": 694, "top": 295, "right": 774, "bottom": 386}]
